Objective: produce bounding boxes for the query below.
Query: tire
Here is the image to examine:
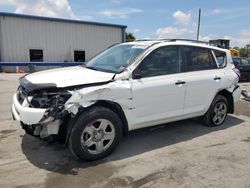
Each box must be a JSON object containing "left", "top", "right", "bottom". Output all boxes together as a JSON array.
[
  {"left": 68, "top": 106, "right": 122, "bottom": 161},
  {"left": 202, "top": 95, "right": 228, "bottom": 127}
]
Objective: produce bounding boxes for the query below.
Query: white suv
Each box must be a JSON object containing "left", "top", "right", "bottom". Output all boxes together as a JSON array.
[{"left": 12, "top": 39, "right": 241, "bottom": 160}]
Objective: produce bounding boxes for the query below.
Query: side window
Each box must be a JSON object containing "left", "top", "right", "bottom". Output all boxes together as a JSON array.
[
  {"left": 242, "top": 58, "right": 250, "bottom": 65},
  {"left": 182, "top": 46, "right": 217, "bottom": 71},
  {"left": 213, "top": 50, "right": 227, "bottom": 68},
  {"left": 135, "top": 46, "right": 180, "bottom": 78},
  {"left": 233, "top": 58, "right": 241, "bottom": 65}
]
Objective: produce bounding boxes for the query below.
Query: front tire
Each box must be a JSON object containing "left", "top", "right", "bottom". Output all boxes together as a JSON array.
[
  {"left": 69, "top": 106, "right": 122, "bottom": 161},
  {"left": 202, "top": 95, "right": 228, "bottom": 127}
]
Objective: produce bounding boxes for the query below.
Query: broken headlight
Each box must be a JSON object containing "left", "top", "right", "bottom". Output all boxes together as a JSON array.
[
  {"left": 30, "top": 91, "right": 72, "bottom": 121},
  {"left": 30, "top": 91, "right": 71, "bottom": 109}
]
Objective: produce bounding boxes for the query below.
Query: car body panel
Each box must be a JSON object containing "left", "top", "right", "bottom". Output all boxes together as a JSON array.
[
  {"left": 180, "top": 69, "right": 225, "bottom": 116},
  {"left": 25, "top": 66, "right": 115, "bottom": 88},
  {"left": 12, "top": 40, "right": 242, "bottom": 138},
  {"left": 130, "top": 74, "right": 186, "bottom": 129},
  {"left": 12, "top": 94, "right": 46, "bottom": 124},
  {"left": 232, "top": 86, "right": 242, "bottom": 103}
]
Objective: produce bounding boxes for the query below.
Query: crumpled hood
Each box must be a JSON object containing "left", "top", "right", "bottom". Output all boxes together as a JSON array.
[{"left": 25, "top": 66, "right": 115, "bottom": 88}]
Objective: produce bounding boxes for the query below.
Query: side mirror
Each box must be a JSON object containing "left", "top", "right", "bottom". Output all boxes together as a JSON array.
[{"left": 133, "top": 73, "right": 142, "bottom": 79}]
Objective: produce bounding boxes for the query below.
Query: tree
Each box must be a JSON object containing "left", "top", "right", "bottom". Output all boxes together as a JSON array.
[
  {"left": 239, "top": 47, "right": 248, "bottom": 57},
  {"left": 126, "top": 32, "right": 136, "bottom": 42}
]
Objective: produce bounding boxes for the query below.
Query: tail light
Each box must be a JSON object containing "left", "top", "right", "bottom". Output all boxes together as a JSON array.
[{"left": 233, "top": 68, "right": 241, "bottom": 79}]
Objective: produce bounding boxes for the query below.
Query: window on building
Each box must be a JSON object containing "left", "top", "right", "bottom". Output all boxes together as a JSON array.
[
  {"left": 182, "top": 46, "right": 217, "bottom": 71},
  {"left": 74, "top": 51, "right": 85, "bottom": 62},
  {"left": 29, "top": 49, "right": 43, "bottom": 62}
]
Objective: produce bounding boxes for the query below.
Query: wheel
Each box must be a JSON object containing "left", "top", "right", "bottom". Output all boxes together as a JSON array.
[
  {"left": 202, "top": 95, "right": 228, "bottom": 127},
  {"left": 68, "top": 106, "right": 122, "bottom": 161}
]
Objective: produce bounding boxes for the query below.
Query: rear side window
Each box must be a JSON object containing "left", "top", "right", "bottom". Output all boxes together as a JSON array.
[
  {"left": 182, "top": 46, "right": 217, "bottom": 71},
  {"left": 213, "top": 50, "right": 227, "bottom": 68}
]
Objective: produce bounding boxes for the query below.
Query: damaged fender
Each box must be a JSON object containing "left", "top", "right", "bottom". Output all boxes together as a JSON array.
[{"left": 64, "top": 80, "right": 132, "bottom": 115}]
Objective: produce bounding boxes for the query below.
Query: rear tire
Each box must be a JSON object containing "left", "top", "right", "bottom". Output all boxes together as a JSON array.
[
  {"left": 69, "top": 106, "right": 122, "bottom": 161},
  {"left": 202, "top": 95, "right": 228, "bottom": 127}
]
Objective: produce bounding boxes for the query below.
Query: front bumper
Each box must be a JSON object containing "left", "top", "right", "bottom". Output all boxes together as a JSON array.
[{"left": 11, "top": 93, "right": 46, "bottom": 125}]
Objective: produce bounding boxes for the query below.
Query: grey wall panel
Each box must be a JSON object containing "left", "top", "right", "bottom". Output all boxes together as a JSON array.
[{"left": 0, "top": 16, "right": 123, "bottom": 62}]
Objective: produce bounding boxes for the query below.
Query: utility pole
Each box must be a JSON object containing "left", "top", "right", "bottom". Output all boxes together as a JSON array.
[
  {"left": 247, "top": 44, "right": 250, "bottom": 58},
  {"left": 197, "top": 8, "right": 201, "bottom": 41}
]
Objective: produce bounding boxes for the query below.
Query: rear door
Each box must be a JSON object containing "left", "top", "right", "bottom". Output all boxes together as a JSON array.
[{"left": 181, "top": 46, "right": 225, "bottom": 116}]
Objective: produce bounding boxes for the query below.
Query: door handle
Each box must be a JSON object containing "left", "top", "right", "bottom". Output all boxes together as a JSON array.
[
  {"left": 175, "top": 80, "right": 186, "bottom": 85},
  {"left": 214, "top": 76, "right": 221, "bottom": 81}
]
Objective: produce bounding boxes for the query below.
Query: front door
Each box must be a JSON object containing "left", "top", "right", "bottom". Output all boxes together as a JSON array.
[{"left": 130, "top": 45, "right": 186, "bottom": 129}]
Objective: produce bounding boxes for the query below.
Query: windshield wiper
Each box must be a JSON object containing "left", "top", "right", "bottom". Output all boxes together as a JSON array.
[
  {"left": 86, "top": 66, "right": 118, "bottom": 74},
  {"left": 86, "top": 66, "right": 99, "bottom": 71}
]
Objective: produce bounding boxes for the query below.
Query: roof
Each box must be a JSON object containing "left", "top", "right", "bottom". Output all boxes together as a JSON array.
[
  {"left": 209, "top": 39, "right": 230, "bottom": 41},
  {"left": 0, "top": 12, "right": 127, "bottom": 29},
  {"left": 127, "top": 39, "right": 229, "bottom": 52}
]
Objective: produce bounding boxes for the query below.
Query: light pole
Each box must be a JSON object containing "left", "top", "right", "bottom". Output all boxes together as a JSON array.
[{"left": 197, "top": 8, "right": 201, "bottom": 41}]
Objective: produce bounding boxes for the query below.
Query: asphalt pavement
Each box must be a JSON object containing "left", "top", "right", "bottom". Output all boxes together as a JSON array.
[{"left": 0, "top": 74, "right": 250, "bottom": 188}]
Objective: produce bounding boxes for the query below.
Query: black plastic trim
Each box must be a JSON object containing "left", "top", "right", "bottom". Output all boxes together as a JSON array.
[
  {"left": 19, "top": 76, "right": 57, "bottom": 94},
  {"left": 233, "top": 85, "right": 240, "bottom": 92}
]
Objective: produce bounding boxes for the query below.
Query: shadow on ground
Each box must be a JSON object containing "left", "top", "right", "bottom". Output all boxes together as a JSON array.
[{"left": 21, "top": 115, "right": 244, "bottom": 175}]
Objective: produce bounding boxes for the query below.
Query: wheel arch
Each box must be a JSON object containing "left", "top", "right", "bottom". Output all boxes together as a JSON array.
[
  {"left": 94, "top": 100, "right": 129, "bottom": 136},
  {"left": 65, "top": 100, "right": 129, "bottom": 144},
  {"left": 217, "top": 89, "right": 234, "bottom": 113}
]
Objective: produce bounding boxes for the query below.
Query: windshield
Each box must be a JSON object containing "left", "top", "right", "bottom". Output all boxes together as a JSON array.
[{"left": 86, "top": 44, "right": 149, "bottom": 73}]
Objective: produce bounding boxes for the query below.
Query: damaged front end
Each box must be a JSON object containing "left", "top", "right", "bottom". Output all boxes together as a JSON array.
[
  {"left": 12, "top": 77, "right": 72, "bottom": 140},
  {"left": 28, "top": 89, "right": 72, "bottom": 139}
]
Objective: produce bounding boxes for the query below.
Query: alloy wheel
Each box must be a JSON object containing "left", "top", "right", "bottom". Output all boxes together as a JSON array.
[
  {"left": 80, "top": 119, "right": 115, "bottom": 154},
  {"left": 212, "top": 102, "right": 227, "bottom": 125}
]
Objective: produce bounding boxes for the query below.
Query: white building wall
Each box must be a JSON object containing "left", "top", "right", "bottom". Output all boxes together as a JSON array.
[{"left": 0, "top": 15, "right": 124, "bottom": 62}]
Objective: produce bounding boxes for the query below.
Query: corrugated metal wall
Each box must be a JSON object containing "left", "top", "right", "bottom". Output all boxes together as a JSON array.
[{"left": 0, "top": 16, "right": 123, "bottom": 62}]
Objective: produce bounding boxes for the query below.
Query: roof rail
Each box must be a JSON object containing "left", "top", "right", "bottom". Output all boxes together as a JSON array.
[
  {"left": 135, "top": 39, "right": 153, "bottom": 42},
  {"left": 159, "top": 39, "right": 210, "bottom": 45}
]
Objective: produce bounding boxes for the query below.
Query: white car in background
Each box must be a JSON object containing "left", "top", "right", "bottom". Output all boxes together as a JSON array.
[{"left": 12, "top": 39, "right": 241, "bottom": 160}]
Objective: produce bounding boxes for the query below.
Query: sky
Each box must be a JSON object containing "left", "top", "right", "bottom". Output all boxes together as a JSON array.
[{"left": 0, "top": 0, "right": 249, "bottom": 47}]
